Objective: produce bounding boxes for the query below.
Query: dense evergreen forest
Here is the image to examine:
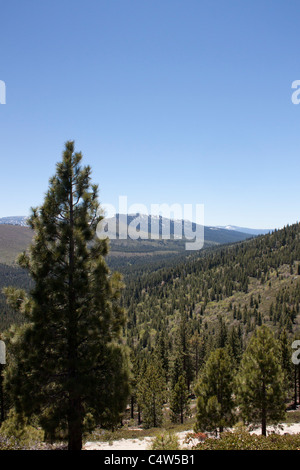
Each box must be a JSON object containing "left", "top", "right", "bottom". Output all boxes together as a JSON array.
[
  {"left": 0, "top": 264, "right": 32, "bottom": 330},
  {"left": 1, "top": 222, "right": 300, "bottom": 381},
  {"left": 119, "top": 222, "right": 300, "bottom": 423},
  {"left": 123, "top": 222, "right": 300, "bottom": 353},
  {"left": 1, "top": 219, "right": 300, "bottom": 445}
]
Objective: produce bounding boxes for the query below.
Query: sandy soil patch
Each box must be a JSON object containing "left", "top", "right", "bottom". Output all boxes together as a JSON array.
[
  {"left": 83, "top": 430, "right": 193, "bottom": 451},
  {"left": 83, "top": 424, "right": 300, "bottom": 450}
]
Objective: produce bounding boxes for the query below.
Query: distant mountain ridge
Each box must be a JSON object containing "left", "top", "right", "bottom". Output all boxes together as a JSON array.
[
  {"left": 97, "top": 213, "right": 270, "bottom": 241},
  {"left": 0, "top": 215, "right": 271, "bottom": 237},
  {"left": 0, "top": 216, "right": 29, "bottom": 226},
  {"left": 0, "top": 214, "right": 271, "bottom": 247},
  {"left": 216, "top": 225, "right": 271, "bottom": 236},
  {"left": 0, "top": 214, "right": 257, "bottom": 265}
]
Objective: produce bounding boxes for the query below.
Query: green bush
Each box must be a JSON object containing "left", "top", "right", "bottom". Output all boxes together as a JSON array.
[
  {"left": 0, "top": 409, "right": 44, "bottom": 450},
  {"left": 193, "top": 428, "right": 300, "bottom": 450},
  {"left": 149, "top": 431, "right": 181, "bottom": 450}
]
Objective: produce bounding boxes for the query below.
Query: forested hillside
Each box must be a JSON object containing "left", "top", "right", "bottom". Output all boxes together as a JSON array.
[
  {"left": 1, "top": 221, "right": 300, "bottom": 424},
  {"left": 122, "top": 222, "right": 300, "bottom": 381},
  {"left": 1, "top": 222, "right": 300, "bottom": 350},
  {"left": 0, "top": 225, "right": 33, "bottom": 265},
  {"left": 0, "top": 264, "right": 32, "bottom": 330},
  {"left": 0, "top": 219, "right": 253, "bottom": 266}
]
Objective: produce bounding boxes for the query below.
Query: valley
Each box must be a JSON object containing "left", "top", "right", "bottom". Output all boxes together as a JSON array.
[{"left": 1, "top": 217, "right": 300, "bottom": 449}]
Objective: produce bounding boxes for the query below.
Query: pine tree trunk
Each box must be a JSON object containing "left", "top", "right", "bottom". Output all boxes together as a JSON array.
[
  {"left": 298, "top": 364, "right": 300, "bottom": 406},
  {"left": 195, "top": 339, "right": 199, "bottom": 379},
  {"left": 262, "top": 379, "right": 267, "bottom": 436},
  {"left": 68, "top": 398, "right": 83, "bottom": 451},
  {"left": 131, "top": 396, "right": 134, "bottom": 420},
  {"left": 0, "top": 364, "right": 4, "bottom": 423},
  {"left": 180, "top": 395, "right": 184, "bottom": 424},
  {"left": 294, "top": 366, "right": 297, "bottom": 409},
  {"left": 67, "top": 178, "right": 83, "bottom": 451},
  {"left": 262, "top": 415, "right": 267, "bottom": 436}
]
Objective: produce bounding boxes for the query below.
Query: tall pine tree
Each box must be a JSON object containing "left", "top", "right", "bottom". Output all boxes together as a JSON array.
[
  {"left": 4, "top": 141, "right": 130, "bottom": 450},
  {"left": 169, "top": 374, "right": 190, "bottom": 424},
  {"left": 236, "top": 325, "right": 286, "bottom": 436},
  {"left": 136, "top": 359, "right": 166, "bottom": 428},
  {"left": 195, "top": 347, "right": 235, "bottom": 435}
]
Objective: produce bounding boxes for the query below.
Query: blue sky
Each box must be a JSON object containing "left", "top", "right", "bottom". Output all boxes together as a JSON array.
[{"left": 0, "top": 0, "right": 299, "bottom": 229}]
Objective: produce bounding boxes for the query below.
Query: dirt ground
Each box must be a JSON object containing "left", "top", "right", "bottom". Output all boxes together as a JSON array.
[{"left": 83, "top": 423, "right": 300, "bottom": 450}]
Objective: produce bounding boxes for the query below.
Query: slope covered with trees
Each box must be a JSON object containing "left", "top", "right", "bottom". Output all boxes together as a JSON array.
[
  {"left": 1, "top": 183, "right": 300, "bottom": 446},
  {"left": 0, "top": 263, "right": 32, "bottom": 330},
  {"left": 124, "top": 222, "right": 300, "bottom": 348},
  {"left": 122, "top": 222, "right": 300, "bottom": 428},
  {"left": 1, "top": 142, "right": 130, "bottom": 451}
]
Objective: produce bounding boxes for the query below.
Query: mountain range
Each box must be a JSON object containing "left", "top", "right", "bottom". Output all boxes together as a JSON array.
[
  {"left": 0, "top": 215, "right": 271, "bottom": 238},
  {"left": 0, "top": 214, "right": 267, "bottom": 265},
  {"left": 0, "top": 216, "right": 29, "bottom": 227},
  {"left": 216, "top": 225, "right": 271, "bottom": 236}
]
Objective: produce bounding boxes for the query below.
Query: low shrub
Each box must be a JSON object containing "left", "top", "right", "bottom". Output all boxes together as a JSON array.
[
  {"left": 149, "top": 431, "right": 181, "bottom": 450},
  {"left": 193, "top": 429, "right": 300, "bottom": 450},
  {"left": 0, "top": 409, "right": 44, "bottom": 450}
]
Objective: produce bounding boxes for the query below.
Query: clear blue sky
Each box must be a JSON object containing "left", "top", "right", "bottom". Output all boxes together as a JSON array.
[{"left": 0, "top": 0, "right": 299, "bottom": 229}]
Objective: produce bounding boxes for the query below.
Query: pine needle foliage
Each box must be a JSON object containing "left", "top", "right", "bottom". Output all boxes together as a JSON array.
[{"left": 3, "top": 141, "right": 130, "bottom": 450}]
